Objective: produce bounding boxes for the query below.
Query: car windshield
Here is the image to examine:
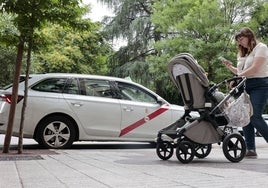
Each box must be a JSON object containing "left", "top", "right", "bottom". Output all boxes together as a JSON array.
[{"left": 116, "top": 82, "right": 157, "bottom": 103}]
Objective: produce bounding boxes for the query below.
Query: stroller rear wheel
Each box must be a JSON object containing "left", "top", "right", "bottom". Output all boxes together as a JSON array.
[
  {"left": 156, "top": 141, "right": 174, "bottom": 160},
  {"left": 194, "top": 143, "right": 212, "bottom": 158},
  {"left": 222, "top": 133, "right": 246, "bottom": 162},
  {"left": 176, "top": 141, "right": 195, "bottom": 164}
]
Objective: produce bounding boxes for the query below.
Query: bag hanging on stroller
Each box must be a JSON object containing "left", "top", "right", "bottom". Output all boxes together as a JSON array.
[{"left": 225, "top": 90, "right": 253, "bottom": 127}]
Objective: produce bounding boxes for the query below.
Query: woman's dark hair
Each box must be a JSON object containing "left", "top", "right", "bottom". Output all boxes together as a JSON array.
[{"left": 235, "top": 27, "right": 257, "bottom": 57}]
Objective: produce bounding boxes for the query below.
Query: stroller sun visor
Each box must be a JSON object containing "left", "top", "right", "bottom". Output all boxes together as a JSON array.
[
  {"left": 169, "top": 54, "right": 209, "bottom": 88},
  {"left": 172, "top": 64, "right": 192, "bottom": 75},
  {"left": 168, "top": 53, "right": 209, "bottom": 110}
]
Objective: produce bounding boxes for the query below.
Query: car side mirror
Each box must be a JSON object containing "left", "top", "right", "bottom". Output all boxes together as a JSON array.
[{"left": 156, "top": 97, "right": 165, "bottom": 105}]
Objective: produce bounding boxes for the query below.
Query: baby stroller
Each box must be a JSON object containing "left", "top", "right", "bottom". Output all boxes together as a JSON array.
[{"left": 156, "top": 53, "right": 247, "bottom": 163}]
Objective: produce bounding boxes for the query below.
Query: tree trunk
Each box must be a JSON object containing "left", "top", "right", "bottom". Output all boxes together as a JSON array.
[
  {"left": 18, "top": 37, "right": 32, "bottom": 154},
  {"left": 2, "top": 38, "right": 24, "bottom": 154}
]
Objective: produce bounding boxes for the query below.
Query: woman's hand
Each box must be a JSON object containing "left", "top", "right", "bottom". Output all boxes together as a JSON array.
[
  {"left": 228, "top": 80, "right": 236, "bottom": 89},
  {"left": 219, "top": 58, "right": 233, "bottom": 68},
  {"left": 219, "top": 57, "right": 237, "bottom": 74}
]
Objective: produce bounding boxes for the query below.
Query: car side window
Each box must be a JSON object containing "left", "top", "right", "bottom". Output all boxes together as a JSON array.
[
  {"left": 80, "top": 78, "right": 114, "bottom": 98},
  {"left": 116, "top": 82, "right": 157, "bottom": 103},
  {"left": 31, "top": 78, "right": 67, "bottom": 93},
  {"left": 63, "top": 78, "right": 79, "bottom": 95}
]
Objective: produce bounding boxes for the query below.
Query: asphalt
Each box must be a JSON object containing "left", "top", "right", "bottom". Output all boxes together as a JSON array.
[{"left": 0, "top": 135, "right": 268, "bottom": 188}]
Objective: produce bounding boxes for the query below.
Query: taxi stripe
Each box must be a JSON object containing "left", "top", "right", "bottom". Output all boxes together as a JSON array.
[{"left": 119, "top": 105, "right": 169, "bottom": 137}]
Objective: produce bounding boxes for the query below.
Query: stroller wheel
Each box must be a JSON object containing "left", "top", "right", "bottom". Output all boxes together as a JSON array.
[
  {"left": 156, "top": 141, "right": 174, "bottom": 160},
  {"left": 224, "top": 126, "right": 233, "bottom": 134},
  {"left": 176, "top": 141, "right": 195, "bottom": 164},
  {"left": 194, "top": 144, "right": 212, "bottom": 158},
  {"left": 222, "top": 133, "right": 246, "bottom": 162}
]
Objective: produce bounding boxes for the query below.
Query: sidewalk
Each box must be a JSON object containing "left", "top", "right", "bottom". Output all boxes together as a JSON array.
[{"left": 0, "top": 136, "right": 268, "bottom": 188}]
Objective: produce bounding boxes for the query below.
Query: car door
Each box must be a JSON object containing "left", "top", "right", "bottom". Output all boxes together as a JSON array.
[
  {"left": 63, "top": 78, "right": 122, "bottom": 138},
  {"left": 114, "top": 81, "right": 172, "bottom": 140}
]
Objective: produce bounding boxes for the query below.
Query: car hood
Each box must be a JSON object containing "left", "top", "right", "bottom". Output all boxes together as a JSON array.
[
  {"left": 169, "top": 104, "right": 184, "bottom": 111},
  {"left": 169, "top": 104, "right": 199, "bottom": 117}
]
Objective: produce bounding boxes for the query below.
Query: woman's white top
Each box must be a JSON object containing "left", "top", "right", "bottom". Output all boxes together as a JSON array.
[{"left": 237, "top": 42, "right": 268, "bottom": 78}]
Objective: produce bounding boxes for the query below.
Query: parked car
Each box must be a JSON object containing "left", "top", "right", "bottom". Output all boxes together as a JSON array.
[{"left": 0, "top": 73, "right": 186, "bottom": 149}]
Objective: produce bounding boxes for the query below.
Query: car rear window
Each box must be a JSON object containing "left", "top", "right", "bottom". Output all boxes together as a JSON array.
[
  {"left": 31, "top": 78, "right": 68, "bottom": 93},
  {"left": 2, "top": 76, "right": 29, "bottom": 90}
]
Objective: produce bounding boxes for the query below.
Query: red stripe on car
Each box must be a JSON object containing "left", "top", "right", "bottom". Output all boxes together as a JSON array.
[{"left": 119, "top": 104, "right": 169, "bottom": 137}]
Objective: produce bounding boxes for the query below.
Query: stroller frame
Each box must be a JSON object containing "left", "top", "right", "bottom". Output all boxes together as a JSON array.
[{"left": 156, "top": 53, "right": 247, "bottom": 163}]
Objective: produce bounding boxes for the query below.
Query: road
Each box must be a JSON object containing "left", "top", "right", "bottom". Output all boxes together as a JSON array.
[{"left": 0, "top": 135, "right": 268, "bottom": 188}]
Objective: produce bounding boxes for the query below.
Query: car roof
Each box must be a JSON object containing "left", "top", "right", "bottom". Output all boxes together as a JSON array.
[
  {"left": 1, "top": 73, "right": 135, "bottom": 91},
  {"left": 28, "top": 73, "right": 132, "bottom": 83}
]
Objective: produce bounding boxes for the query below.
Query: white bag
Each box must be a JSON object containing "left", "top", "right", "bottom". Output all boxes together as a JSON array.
[{"left": 225, "top": 91, "right": 253, "bottom": 127}]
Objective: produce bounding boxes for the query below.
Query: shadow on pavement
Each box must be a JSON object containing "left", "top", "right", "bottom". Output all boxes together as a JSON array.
[
  {"left": 70, "top": 142, "right": 156, "bottom": 149},
  {"left": 0, "top": 142, "right": 156, "bottom": 150}
]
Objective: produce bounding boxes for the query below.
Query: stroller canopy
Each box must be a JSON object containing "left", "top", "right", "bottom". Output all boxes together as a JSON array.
[{"left": 168, "top": 53, "right": 209, "bottom": 110}]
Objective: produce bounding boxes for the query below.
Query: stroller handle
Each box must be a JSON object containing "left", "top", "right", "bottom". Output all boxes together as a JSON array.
[
  {"left": 209, "top": 76, "right": 246, "bottom": 115},
  {"left": 208, "top": 76, "right": 246, "bottom": 96}
]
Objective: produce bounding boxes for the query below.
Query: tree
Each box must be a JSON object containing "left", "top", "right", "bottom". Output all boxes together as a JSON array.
[
  {"left": 249, "top": 1, "right": 268, "bottom": 43},
  {"left": 0, "top": 13, "right": 20, "bottom": 88},
  {"left": 0, "top": 0, "right": 90, "bottom": 153},
  {"left": 32, "top": 23, "right": 111, "bottom": 75},
  {"left": 0, "top": 48, "right": 17, "bottom": 88},
  {"left": 99, "top": 0, "right": 158, "bottom": 87}
]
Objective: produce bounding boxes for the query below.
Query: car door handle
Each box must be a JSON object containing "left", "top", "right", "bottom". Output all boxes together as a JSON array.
[
  {"left": 71, "top": 102, "right": 83, "bottom": 107},
  {"left": 123, "top": 106, "right": 134, "bottom": 112}
]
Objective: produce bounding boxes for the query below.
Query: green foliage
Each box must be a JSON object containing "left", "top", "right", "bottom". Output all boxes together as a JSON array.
[
  {"left": 0, "top": 47, "right": 17, "bottom": 88},
  {"left": 249, "top": 1, "right": 268, "bottom": 44},
  {"left": 0, "top": 0, "right": 90, "bottom": 36},
  {"left": 147, "top": 53, "right": 182, "bottom": 104},
  {"left": 0, "top": 13, "right": 19, "bottom": 45},
  {"left": 0, "top": 13, "right": 18, "bottom": 87},
  {"left": 99, "top": 0, "right": 157, "bottom": 85},
  {"left": 31, "top": 24, "right": 111, "bottom": 75}
]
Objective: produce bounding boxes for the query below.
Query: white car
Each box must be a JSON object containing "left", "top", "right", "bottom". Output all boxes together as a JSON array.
[{"left": 0, "top": 73, "right": 185, "bottom": 149}]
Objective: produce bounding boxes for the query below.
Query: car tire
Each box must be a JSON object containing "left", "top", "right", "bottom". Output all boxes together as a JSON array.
[{"left": 37, "top": 115, "right": 76, "bottom": 149}]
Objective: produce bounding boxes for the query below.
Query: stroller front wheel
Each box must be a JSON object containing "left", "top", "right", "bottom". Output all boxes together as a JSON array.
[
  {"left": 194, "top": 143, "right": 212, "bottom": 158},
  {"left": 156, "top": 141, "right": 174, "bottom": 160},
  {"left": 222, "top": 133, "right": 246, "bottom": 162},
  {"left": 176, "top": 141, "right": 195, "bottom": 164}
]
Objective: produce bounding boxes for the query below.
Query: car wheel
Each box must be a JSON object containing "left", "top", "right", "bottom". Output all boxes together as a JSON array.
[{"left": 37, "top": 115, "right": 76, "bottom": 149}]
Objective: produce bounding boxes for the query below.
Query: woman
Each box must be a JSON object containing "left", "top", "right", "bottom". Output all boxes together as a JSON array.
[{"left": 221, "top": 27, "right": 268, "bottom": 158}]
